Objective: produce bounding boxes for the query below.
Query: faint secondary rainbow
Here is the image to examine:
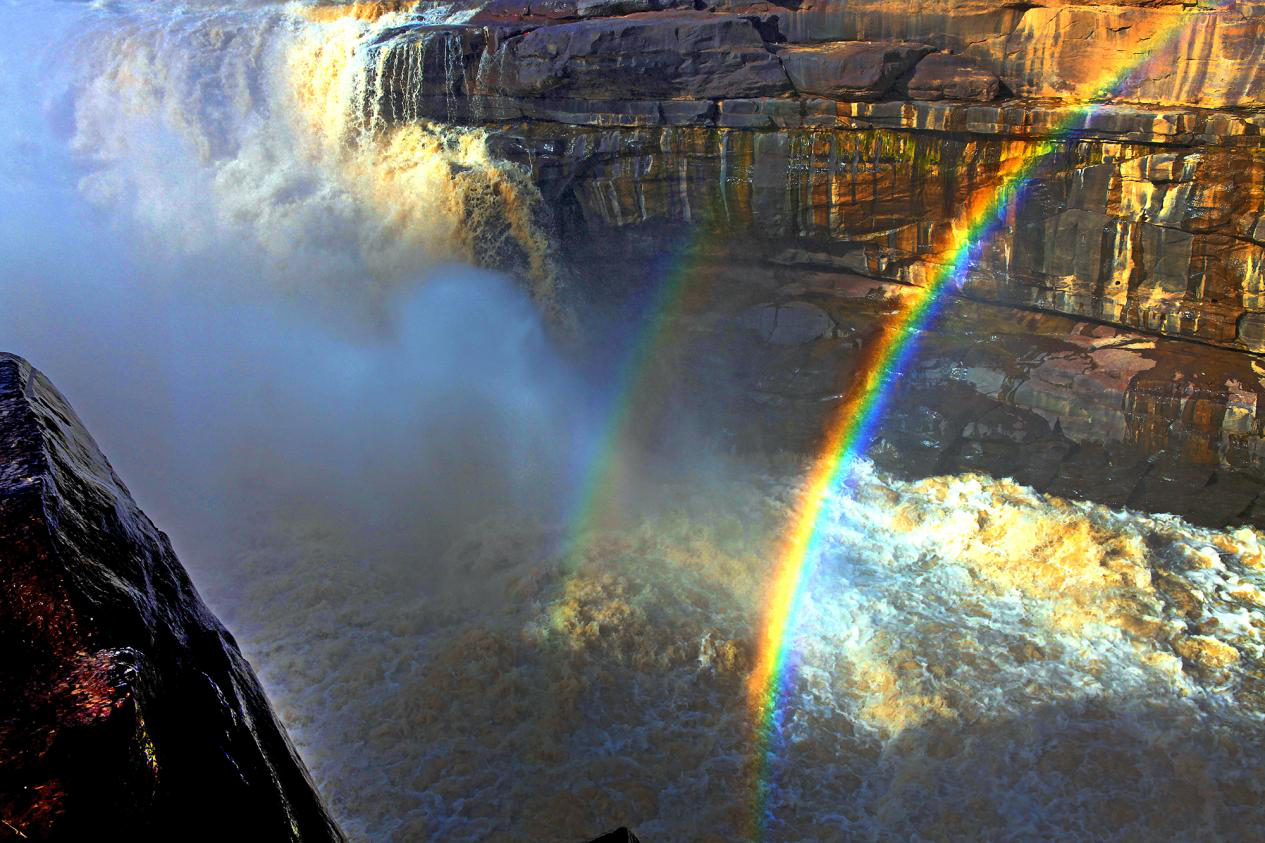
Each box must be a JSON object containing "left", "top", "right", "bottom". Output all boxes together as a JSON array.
[
  {"left": 558, "top": 243, "right": 707, "bottom": 569},
  {"left": 746, "top": 1, "right": 1237, "bottom": 836}
]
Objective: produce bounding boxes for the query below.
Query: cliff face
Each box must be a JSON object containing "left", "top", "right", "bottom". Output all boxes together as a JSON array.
[
  {"left": 0, "top": 354, "right": 343, "bottom": 840},
  {"left": 620, "top": 253, "right": 1265, "bottom": 528},
  {"left": 507, "top": 122, "right": 1265, "bottom": 349},
  {"left": 360, "top": 0, "right": 1265, "bottom": 350},
  {"left": 344, "top": 0, "right": 1265, "bottom": 525},
  {"left": 773, "top": 0, "right": 1265, "bottom": 108}
]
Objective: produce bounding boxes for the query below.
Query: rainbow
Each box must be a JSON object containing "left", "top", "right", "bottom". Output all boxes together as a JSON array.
[
  {"left": 558, "top": 244, "right": 707, "bottom": 568},
  {"left": 547, "top": 0, "right": 1237, "bottom": 833},
  {"left": 746, "top": 1, "right": 1237, "bottom": 836}
]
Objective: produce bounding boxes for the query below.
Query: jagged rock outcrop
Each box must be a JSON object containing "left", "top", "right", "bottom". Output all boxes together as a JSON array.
[{"left": 0, "top": 354, "right": 344, "bottom": 840}]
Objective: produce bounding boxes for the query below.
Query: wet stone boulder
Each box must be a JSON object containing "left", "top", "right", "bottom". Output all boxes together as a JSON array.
[
  {"left": 778, "top": 41, "right": 934, "bottom": 100},
  {"left": 0, "top": 354, "right": 343, "bottom": 840}
]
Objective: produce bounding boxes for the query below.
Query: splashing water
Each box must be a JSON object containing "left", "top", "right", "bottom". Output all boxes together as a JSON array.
[
  {"left": 283, "top": 12, "right": 555, "bottom": 300},
  {"left": 229, "top": 461, "right": 1265, "bottom": 840}
]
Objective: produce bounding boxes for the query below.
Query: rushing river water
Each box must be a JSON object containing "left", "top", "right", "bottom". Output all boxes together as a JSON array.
[{"left": 1, "top": 1, "right": 1264, "bottom": 840}]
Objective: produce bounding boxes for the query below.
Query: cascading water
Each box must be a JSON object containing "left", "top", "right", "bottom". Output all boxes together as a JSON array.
[
  {"left": 1, "top": 1, "right": 1264, "bottom": 841},
  {"left": 39, "top": 0, "right": 552, "bottom": 313}
]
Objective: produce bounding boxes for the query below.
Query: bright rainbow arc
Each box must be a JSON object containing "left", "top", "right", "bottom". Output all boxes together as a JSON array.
[{"left": 746, "top": 1, "right": 1236, "bottom": 836}]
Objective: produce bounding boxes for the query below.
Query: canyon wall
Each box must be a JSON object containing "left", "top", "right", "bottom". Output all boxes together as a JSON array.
[
  {"left": 359, "top": 0, "right": 1265, "bottom": 350},
  {"left": 335, "top": 0, "right": 1265, "bottom": 525}
]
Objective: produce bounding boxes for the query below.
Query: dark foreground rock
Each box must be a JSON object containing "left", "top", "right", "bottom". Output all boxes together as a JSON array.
[{"left": 0, "top": 354, "right": 343, "bottom": 840}]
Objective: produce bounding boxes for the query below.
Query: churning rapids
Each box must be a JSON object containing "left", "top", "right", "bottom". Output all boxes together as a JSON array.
[{"left": 2, "top": 1, "right": 1264, "bottom": 840}]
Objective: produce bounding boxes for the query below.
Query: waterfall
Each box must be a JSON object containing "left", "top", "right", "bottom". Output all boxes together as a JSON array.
[{"left": 44, "top": 0, "right": 552, "bottom": 311}]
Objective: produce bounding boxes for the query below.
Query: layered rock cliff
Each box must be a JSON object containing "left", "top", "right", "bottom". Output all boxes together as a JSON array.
[
  {"left": 0, "top": 354, "right": 344, "bottom": 840},
  {"left": 326, "top": 0, "right": 1265, "bottom": 525},
  {"left": 356, "top": 0, "right": 1265, "bottom": 343}
]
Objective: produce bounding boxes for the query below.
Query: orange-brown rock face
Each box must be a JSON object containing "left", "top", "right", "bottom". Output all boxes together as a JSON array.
[
  {"left": 351, "top": 0, "right": 1265, "bottom": 351},
  {"left": 777, "top": 0, "right": 1265, "bottom": 108},
  {"left": 502, "top": 122, "right": 1265, "bottom": 351}
]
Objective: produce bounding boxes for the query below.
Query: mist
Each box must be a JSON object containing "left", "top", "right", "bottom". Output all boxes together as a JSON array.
[{"left": 0, "top": 0, "right": 597, "bottom": 598}]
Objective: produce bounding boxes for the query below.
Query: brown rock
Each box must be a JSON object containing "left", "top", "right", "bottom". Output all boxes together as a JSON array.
[
  {"left": 0, "top": 354, "right": 344, "bottom": 840},
  {"left": 476, "top": 12, "right": 792, "bottom": 100},
  {"left": 903, "top": 52, "right": 1000, "bottom": 101},
  {"left": 466, "top": 0, "right": 570, "bottom": 24},
  {"left": 1172, "top": 634, "right": 1241, "bottom": 670},
  {"left": 774, "top": 0, "right": 1265, "bottom": 108},
  {"left": 778, "top": 41, "right": 933, "bottom": 100},
  {"left": 499, "top": 119, "right": 1265, "bottom": 352}
]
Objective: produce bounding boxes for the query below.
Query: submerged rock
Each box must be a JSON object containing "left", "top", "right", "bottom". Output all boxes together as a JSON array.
[{"left": 0, "top": 354, "right": 343, "bottom": 840}]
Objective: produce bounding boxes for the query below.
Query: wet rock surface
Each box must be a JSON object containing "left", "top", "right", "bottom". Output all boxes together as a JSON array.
[
  {"left": 491, "top": 122, "right": 1265, "bottom": 352},
  {"left": 556, "top": 235, "right": 1265, "bottom": 530},
  {"left": 0, "top": 354, "right": 343, "bottom": 840}
]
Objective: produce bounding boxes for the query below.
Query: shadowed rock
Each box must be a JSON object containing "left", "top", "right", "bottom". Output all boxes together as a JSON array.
[
  {"left": 779, "top": 41, "right": 933, "bottom": 100},
  {"left": 901, "top": 51, "right": 1000, "bottom": 101},
  {"left": 0, "top": 354, "right": 344, "bottom": 840},
  {"left": 585, "top": 828, "right": 643, "bottom": 843}
]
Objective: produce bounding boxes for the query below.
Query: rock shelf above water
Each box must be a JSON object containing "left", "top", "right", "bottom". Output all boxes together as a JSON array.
[{"left": 353, "top": 0, "right": 1265, "bottom": 352}]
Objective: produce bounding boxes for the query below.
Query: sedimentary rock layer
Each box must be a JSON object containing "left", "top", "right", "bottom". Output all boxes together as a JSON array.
[
  {"left": 323, "top": 0, "right": 1265, "bottom": 522},
  {"left": 558, "top": 241, "right": 1265, "bottom": 528},
  {"left": 491, "top": 122, "right": 1265, "bottom": 351},
  {"left": 350, "top": 0, "right": 1265, "bottom": 351},
  {"left": 0, "top": 354, "right": 344, "bottom": 840}
]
